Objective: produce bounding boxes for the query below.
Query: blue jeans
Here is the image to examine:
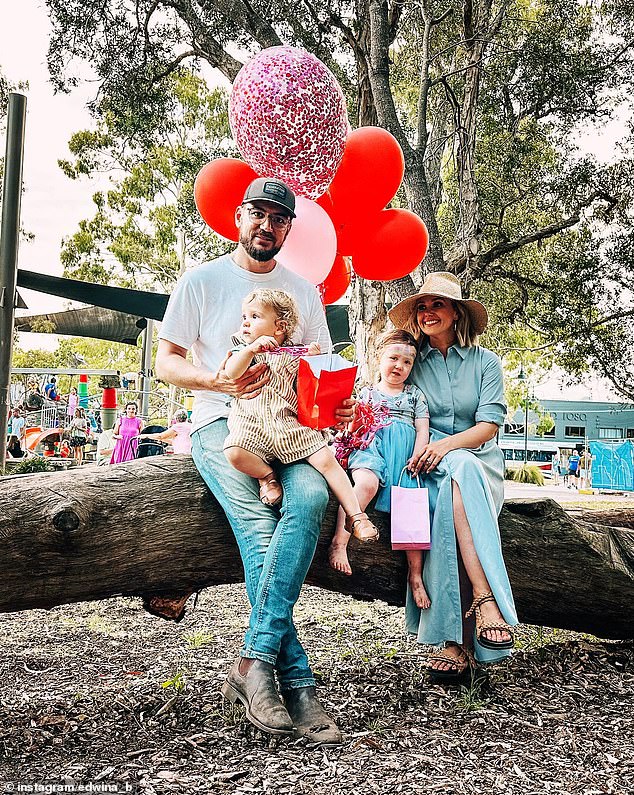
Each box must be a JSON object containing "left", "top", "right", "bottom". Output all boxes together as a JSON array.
[{"left": 192, "top": 419, "right": 329, "bottom": 690}]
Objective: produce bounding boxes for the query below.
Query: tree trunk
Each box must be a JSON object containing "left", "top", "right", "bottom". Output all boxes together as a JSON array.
[{"left": 1, "top": 458, "right": 633, "bottom": 639}]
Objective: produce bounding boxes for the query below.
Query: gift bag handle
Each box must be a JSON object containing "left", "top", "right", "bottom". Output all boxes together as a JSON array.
[
  {"left": 316, "top": 328, "right": 350, "bottom": 366},
  {"left": 397, "top": 465, "right": 423, "bottom": 489}
]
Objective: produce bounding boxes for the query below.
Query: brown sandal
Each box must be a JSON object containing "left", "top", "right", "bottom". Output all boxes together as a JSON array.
[
  {"left": 465, "top": 591, "right": 514, "bottom": 650},
  {"left": 346, "top": 512, "right": 380, "bottom": 542},
  {"left": 426, "top": 644, "right": 472, "bottom": 681},
  {"left": 259, "top": 473, "right": 283, "bottom": 506}
]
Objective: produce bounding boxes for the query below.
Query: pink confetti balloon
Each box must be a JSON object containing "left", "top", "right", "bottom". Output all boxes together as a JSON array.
[{"left": 230, "top": 46, "right": 348, "bottom": 200}]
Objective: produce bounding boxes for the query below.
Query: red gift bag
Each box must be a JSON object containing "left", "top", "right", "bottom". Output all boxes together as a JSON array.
[{"left": 297, "top": 353, "right": 358, "bottom": 430}]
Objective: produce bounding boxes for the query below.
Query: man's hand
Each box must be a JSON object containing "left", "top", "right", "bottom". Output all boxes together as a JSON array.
[
  {"left": 213, "top": 351, "right": 269, "bottom": 399},
  {"left": 333, "top": 397, "right": 357, "bottom": 431}
]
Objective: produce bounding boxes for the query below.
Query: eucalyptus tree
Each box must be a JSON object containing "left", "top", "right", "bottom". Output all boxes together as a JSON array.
[
  {"left": 45, "top": 1, "right": 634, "bottom": 397},
  {"left": 60, "top": 70, "right": 234, "bottom": 290}
]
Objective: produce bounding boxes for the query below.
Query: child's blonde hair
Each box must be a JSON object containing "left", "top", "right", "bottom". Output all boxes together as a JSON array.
[
  {"left": 243, "top": 288, "right": 300, "bottom": 341},
  {"left": 376, "top": 329, "right": 418, "bottom": 355}
]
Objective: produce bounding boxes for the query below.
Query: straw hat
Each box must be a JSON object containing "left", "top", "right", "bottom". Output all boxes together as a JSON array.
[{"left": 388, "top": 271, "right": 488, "bottom": 335}]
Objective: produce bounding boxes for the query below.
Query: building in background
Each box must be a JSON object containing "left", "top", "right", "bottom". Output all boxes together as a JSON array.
[{"left": 501, "top": 399, "right": 634, "bottom": 473}]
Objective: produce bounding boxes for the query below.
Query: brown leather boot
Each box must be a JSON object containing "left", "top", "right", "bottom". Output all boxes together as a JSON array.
[
  {"left": 221, "top": 658, "right": 294, "bottom": 736},
  {"left": 282, "top": 686, "right": 342, "bottom": 745}
]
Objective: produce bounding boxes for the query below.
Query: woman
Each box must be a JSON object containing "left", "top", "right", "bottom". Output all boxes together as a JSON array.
[
  {"left": 110, "top": 402, "right": 143, "bottom": 463},
  {"left": 68, "top": 407, "right": 90, "bottom": 464},
  {"left": 138, "top": 410, "right": 193, "bottom": 454},
  {"left": 389, "top": 271, "right": 517, "bottom": 679}
]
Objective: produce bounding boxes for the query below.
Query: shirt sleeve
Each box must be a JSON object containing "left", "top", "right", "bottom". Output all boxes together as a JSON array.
[
  {"left": 300, "top": 288, "right": 331, "bottom": 349},
  {"left": 474, "top": 351, "right": 507, "bottom": 426},
  {"left": 158, "top": 271, "right": 202, "bottom": 350},
  {"left": 412, "top": 386, "right": 429, "bottom": 419}
]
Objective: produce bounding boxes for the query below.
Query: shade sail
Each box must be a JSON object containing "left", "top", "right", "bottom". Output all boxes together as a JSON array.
[
  {"left": 15, "top": 306, "right": 147, "bottom": 346},
  {"left": 16, "top": 269, "right": 351, "bottom": 345}
]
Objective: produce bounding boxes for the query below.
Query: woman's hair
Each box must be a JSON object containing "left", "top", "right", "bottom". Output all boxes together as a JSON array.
[
  {"left": 174, "top": 410, "right": 188, "bottom": 423},
  {"left": 243, "top": 288, "right": 300, "bottom": 341},
  {"left": 376, "top": 329, "right": 418, "bottom": 355},
  {"left": 70, "top": 386, "right": 77, "bottom": 394},
  {"left": 75, "top": 407, "right": 85, "bottom": 418},
  {"left": 402, "top": 298, "right": 478, "bottom": 348},
  {"left": 125, "top": 402, "right": 138, "bottom": 411},
  {"left": 453, "top": 302, "right": 479, "bottom": 347}
]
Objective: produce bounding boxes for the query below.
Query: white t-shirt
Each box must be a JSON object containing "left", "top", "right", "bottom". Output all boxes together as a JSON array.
[
  {"left": 158, "top": 254, "right": 331, "bottom": 433},
  {"left": 10, "top": 415, "right": 25, "bottom": 439}
]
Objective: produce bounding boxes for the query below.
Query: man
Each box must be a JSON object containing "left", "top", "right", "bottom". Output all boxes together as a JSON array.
[
  {"left": 156, "top": 177, "right": 345, "bottom": 744},
  {"left": 7, "top": 407, "right": 26, "bottom": 458},
  {"left": 44, "top": 376, "right": 59, "bottom": 401},
  {"left": 567, "top": 449, "right": 581, "bottom": 489}
]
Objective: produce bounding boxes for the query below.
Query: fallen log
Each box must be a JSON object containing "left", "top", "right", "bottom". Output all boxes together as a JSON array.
[{"left": 1, "top": 457, "right": 633, "bottom": 638}]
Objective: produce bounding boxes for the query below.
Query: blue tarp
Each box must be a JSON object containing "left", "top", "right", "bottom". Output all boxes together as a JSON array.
[{"left": 589, "top": 440, "right": 634, "bottom": 491}]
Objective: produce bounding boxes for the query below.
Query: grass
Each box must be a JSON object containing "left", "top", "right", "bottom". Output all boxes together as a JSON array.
[
  {"left": 161, "top": 669, "right": 188, "bottom": 693},
  {"left": 505, "top": 464, "right": 545, "bottom": 485},
  {"left": 455, "top": 675, "right": 490, "bottom": 712},
  {"left": 184, "top": 631, "right": 215, "bottom": 649}
]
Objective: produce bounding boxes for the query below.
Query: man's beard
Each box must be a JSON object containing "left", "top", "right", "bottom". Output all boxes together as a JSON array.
[{"left": 240, "top": 231, "right": 282, "bottom": 262}]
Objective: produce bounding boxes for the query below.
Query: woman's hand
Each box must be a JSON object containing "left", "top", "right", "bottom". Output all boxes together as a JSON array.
[
  {"left": 213, "top": 351, "right": 270, "bottom": 400},
  {"left": 307, "top": 342, "right": 321, "bottom": 355},
  {"left": 333, "top": 397, "right": 357, "bottom": 431},
  {"left": 411, "top": 437, "right": 455, "bottom": 474}
]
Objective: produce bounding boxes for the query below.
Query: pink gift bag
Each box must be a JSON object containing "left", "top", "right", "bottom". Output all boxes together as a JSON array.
[{"left": 391, "top": 467, "right": 431, "bottom": 550}]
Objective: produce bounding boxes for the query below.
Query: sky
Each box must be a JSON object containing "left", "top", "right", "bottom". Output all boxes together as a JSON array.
[{"left": 0, "top": 1, "right": 625, "bottom": 400}]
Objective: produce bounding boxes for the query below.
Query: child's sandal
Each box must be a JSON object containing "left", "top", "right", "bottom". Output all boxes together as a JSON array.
[
  {"left": 259, "top": 473, "right": 283, "bottom": 506},
  {"left": 346, "top": 512, "right": 380, "bottom": 542}
]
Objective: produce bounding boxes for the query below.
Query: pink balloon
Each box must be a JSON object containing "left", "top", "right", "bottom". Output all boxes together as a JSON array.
[
  {"left": 230, "top": 46, "right": 348, "bottom": 200},
  {"left": 276, "top": 197, "right": 337, "bottom": 285}
]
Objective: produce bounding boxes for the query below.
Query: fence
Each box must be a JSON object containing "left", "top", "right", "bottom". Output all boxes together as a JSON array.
[{"left": 589, "top": 440, "right": 634, "bottom": 491}]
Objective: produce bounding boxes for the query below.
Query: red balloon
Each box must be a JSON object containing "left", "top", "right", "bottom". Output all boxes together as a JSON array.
[
  {"left": 319, "top": 254, "right": 352, "bottom": 304},
  {"left": 328, "top": 127, "right": 405, "bottom": 219},
  {"left": 194, "top": 158, "right": 258, "bottom": 241},
  {"left": 352, "top": 209, "right": 429, "bottom": 281},
  {"left": 316, "top": 189, "right": 364, "bottom": 256}
]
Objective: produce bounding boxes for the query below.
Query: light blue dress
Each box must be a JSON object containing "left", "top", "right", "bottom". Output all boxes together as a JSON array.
[
  {"left": 348, "top": 385, "right": 429, "bottom": 511},
  {"left": 405, "top": 343, "right": 518, "bottom": 663}
]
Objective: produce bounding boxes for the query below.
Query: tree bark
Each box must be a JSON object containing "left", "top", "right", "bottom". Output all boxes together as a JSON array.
[{"left": 1, "top": 458, "right": 633, "bottom": 639}]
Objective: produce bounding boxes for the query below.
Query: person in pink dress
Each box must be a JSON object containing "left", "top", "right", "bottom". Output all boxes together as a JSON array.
[
  {"left": 110, "top": 402, "right": 143, "bottom": 463},
  {"left": 138, "top": 410, "right": 193, "bottom": 454},
  {"left": 67, "top": 386, "right": 79, "bottom": 420}
]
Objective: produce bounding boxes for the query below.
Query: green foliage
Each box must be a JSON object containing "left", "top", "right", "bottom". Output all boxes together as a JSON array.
[
  {"left": 161, "top": 670, "right": 187, "bottom": 693},
  {"left": 6, "top": 457, "right": 55, "bottom": 475},
  {"left": 506, "top": 464, "right": 545, "bottom": 486},
  {"left": 60, "top": 70, "right": 233, "bottom": 291}
]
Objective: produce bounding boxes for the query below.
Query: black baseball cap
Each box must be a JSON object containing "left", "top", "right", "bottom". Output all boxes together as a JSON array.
[{"left": 242, "top": 177, "right": 296, "bottom": 218}]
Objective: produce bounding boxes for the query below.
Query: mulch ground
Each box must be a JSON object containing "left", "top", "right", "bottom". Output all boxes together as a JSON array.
[{"left": 0, "top": 585, "right": 632, "bottom": 794}]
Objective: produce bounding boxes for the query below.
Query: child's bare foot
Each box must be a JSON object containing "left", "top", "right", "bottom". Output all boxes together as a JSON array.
[
  {"left": 346, "top": 512, "right": 379, "bottom": 542},
  {"left": 408, "top": 571, "right": 431, "bottom": 609},
  {"left": 328, "top": 542, "right": 352, "bottom": 576},
  {"left": 259, "top": 473, "right": 283, "bottom": 506}
]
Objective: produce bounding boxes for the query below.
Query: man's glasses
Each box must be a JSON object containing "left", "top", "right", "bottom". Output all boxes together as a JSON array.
[{"left": 244, "top": 205, "right": 292, "bottom": 230}]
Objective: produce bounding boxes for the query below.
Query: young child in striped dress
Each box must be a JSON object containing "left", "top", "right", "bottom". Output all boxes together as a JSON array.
[{"left": 223, "top": 288, "right": 379, "bottom": 542}]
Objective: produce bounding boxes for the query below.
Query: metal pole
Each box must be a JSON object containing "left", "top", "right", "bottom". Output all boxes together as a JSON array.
[
  {"left": 140, "top": 319, "right": 154, "bottom": 420},
  {"left": 0, "top": 93, "right": 27, "bottom": 472}
]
